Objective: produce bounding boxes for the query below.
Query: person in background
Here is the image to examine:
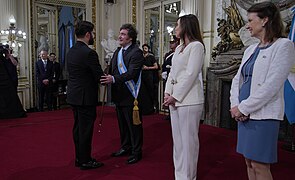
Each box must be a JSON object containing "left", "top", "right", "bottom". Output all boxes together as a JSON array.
[
  {"left": 36, "top": 50, "right": 54, "bottom": 111},
  {"left": 100, "top": 23, "right": 144, "bottom": 164},
  {"left": 67, "top": 21, "right": 104, "bottom": 170},
  {"left": 161, "top": 35, "right": 180, "bottom": 120},
  {"left": 163, "top": 14, "right": 205, "bottom": 180},
  {"left": 229, "top": 2, "right": 295, "bottom": 180},
  {"left": 0, "top": 45, "right": 26, "bottom": 119},
  {"left": 141, "top": 43, "right": 158, "bottom": 115},
  {"left": 49, "top": 53, "right": 60, "bottom": 110},
  {"left": 152, "top": 58, "right": 161, "bottom": 114},
  {"left": 3, "top": 47, "right": 18, "bottom": 91}
]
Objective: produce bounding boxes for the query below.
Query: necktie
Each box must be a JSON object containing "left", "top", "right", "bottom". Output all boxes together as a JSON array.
[
  {"left": 44, "top": 60, "right": 47, "bottom": 70},
  {"left": 122, "top": 49, "right": 126, "bottom": 55}
]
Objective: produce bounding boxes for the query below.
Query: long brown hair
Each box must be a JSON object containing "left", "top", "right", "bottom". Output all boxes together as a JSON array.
[
  {"left": 247, "top": 2, "right": 285, "bottom": 42},
  {"left": 178, "top": 14, "right": 205, "bottom": 48}
]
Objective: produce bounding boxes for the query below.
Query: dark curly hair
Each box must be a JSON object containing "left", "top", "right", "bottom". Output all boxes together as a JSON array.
[{"left": 120, "top": 24, "right": 138, "bottom": 44}]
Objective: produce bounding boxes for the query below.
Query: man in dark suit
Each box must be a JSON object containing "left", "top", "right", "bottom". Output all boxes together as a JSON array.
[
  {"left": 101, "top": 24, "right": 144, "bottom": 164},
  {"left": 49, "top": 52, "right": 60, "bottom": 110},
  {"left": 161, "top": 35, "right": 179, "bottom": 120},
  {"left": 36, "top": 50, "right": 54, "bottom": 111},
  {"left": 67, "top": 21, "right": 104, "bottom": 170}
]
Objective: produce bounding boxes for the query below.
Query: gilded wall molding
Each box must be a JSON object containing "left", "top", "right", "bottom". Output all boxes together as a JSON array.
[
  {"left": 144, "top": 0, "right": 160, "bottom": 6},
  {"left": 92, "top": 0, "right": 96, "bottom": 49},
  {"left": 132, "top": 0, "right": 136, "bottom": 26},
  {"left": 30, "top": 0, "right": 37, "bottom": 107},
  {"left": 34, "top": 0, "right": 85, "bottom": 8}
]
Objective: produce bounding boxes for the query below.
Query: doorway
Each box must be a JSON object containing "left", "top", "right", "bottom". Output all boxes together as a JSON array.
[
  {"left": 143, "top": 0, "right": 181, "bottom": 112},
  {"left": 32, "top": 0, "right": 86, "bottom": 109}
]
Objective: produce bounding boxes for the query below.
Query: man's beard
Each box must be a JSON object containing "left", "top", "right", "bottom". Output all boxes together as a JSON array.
[{"left": 89, "top": 34, "right": 94, "bottom": 45}]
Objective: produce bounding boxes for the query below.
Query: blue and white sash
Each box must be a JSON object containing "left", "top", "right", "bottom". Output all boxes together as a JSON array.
[{"left": 117, "top": 48, "right": 142, "bottom": 99}]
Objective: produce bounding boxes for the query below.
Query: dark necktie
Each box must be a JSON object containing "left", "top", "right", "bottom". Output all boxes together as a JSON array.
[
  {"left": 43, "top": 60, "right": 47, "bottom": 70},
  {"left": 122, "top": 49, "right": 126, "bottom": 55}
]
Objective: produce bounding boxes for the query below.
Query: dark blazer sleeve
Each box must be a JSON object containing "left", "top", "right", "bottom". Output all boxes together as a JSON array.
[
  {"left": 46, "top": 60, "right": 54, "bottom": 82},
  {"left": 36, "top": 61, "right": 40, "bottom": 82},
  {"left": 54, "top": 62, "right": 61, "bottom": 81},
  {"left": 86, "top": 49, "right": 104, "bottom": 81}
]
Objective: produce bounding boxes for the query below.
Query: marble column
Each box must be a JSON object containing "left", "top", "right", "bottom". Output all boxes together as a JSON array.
[{"left": 0, "top": 0, "right": 17, "bottom": 30}]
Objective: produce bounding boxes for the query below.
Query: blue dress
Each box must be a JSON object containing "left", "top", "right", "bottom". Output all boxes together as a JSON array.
[{"left": 237, "top": 45, "right": 280, "bottom": 164}]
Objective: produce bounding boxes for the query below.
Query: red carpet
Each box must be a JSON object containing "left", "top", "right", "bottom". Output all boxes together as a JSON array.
[{"left": 0, "top": 107, "right": 294, "bottom": 180}]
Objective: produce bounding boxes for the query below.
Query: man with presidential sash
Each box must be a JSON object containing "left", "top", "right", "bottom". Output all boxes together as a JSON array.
[{"left": 101, "top": 24, "right": 144, "bottom": 164}]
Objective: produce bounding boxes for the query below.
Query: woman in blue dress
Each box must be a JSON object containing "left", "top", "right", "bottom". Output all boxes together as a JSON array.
[{"left": 230, "top": 2, "right": 295, "bottom": 180}]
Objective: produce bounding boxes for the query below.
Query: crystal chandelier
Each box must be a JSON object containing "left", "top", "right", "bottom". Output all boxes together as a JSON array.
[{"left": 0, "top": 15, "right": 26, "bottom": 48}]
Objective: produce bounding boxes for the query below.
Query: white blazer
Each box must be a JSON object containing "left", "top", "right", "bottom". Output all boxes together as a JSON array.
[
  {"left": 230, "top": 38, "right": 295, "bottom": 120},
  {"left": 165, "top": 41, "right": 205, "bottom": 107}
]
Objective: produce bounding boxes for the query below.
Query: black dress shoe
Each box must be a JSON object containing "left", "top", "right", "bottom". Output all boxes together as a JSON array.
[
  {"left": 163, "top": 115, "right": 170, "bottom": 121},
  {"left": 79, "top": 160, "right": 104, "bottom": 170},
  {"left": 111, "top": 149, "right": 130, "bottom": 157},
  {"left": 126, "top": 155, "right": 142, "bottom": 164},
  {"left": 75, "top": 158, "right": 97, "bottom": 167}
]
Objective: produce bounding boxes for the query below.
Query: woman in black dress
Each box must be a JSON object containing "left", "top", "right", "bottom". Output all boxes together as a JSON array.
[{"left": 0, "top": 50, "right": 26, "bottom": 119}]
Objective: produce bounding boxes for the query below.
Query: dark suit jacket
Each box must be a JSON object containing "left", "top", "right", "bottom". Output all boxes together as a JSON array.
[
  {"left": 36, "top": 59, "right": 54, "bottom": 87},
  {"left": 66, "top": 41, "right": 103, "bottom": 106},
  {"left": 162, "top": 51, "right": 173, "bottom": 75},
  {"left": 110, "top": 44, "right": 144, "bottom": 106},
  {"left": 3, "top": 57, "right": 18, "bottom": 88},
  {"left": 53, "top": 62, "right": 61, "bottom": 82}
]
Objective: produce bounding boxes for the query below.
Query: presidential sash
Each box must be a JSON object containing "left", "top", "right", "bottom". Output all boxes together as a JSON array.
[{"left": 117, "top": 48, "right": 142, "bottom": 125}]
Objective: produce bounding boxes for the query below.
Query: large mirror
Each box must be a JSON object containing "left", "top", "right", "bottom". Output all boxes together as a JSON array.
[
  {"left": 144, "top": 1, "right": 181, "bottom": 112},
  {"left": 144, "top": 6, "right": 160, "bottom": 59},
  {"left": 163, "top": 2, "right": 180, "bottom": 56},
  {"left": 34, "top": 2, "right": 86, "bottom": 80},
  {"left": 32, "top": 0, "right": 86, "bottom": 109}
]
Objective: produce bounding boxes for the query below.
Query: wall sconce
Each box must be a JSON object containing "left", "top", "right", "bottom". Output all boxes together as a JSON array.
[
  {"left": 0, "top": 15, "right": 26, "bottom": 48},
  {"left": 104, "top": 0, "right": 116, "bottom": 5},
  {"left": 104, "top": 0, "right": 116, "bottom": 19}
]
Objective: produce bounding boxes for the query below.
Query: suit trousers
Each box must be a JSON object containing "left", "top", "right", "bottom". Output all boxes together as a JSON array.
[
  {"left": 116, "top": 105, "right": 143, "bottom": 155},
  {"left": 170, "top": 104, "right": 203, "bottom": 180},
  {"left": 38, "top": 85, "right": 52, "bottom": 111},
  {"left": 71, "top": 105, "right": 96, "bottom": 163}
]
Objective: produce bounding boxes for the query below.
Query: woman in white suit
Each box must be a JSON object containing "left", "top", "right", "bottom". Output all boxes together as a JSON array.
[
  {"left": 163, "top": 14, "right": 205, "bottom": 180},
  {"left": 230, "top": 2, "right": 295, "bottom": 180}
]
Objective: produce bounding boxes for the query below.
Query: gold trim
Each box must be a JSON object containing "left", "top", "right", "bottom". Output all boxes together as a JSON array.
[
  {"left": 203, "top": 30, "right": 214, "bottom": 33},
  {"left": 203, "top": 35, "right": 214, "bottom": 38},
  {"left": 31, "top": 0, "right": 37, "bottom": 107},
  {"left": 35, "top": 0, "right": 85, "bottom": 8},
  {"left": 144, "top": 0, "right": 159, "bottom": 6},
  {"left": 132, "top": 0, "right": 136, "bottom": 26},
  {"left": 92, "top": 0, "right": 96, "bottom": 50}
]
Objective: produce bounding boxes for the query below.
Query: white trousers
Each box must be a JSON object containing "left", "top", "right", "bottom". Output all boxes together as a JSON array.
[{"left": 170, "top": 104, "right": 203, "bottom": 180}]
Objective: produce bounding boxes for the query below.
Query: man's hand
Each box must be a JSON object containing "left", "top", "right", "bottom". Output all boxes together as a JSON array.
[
  {"left": 142, "top": 65, "right": 149, "bottom": 70},
  {"left": 161, "top": 72, "right": 167, "bottom": 80},
  {"left": 100, "top": 74, "right": 113, "bottom": 85},
  {"left": 42, "top": 79, "right": 49, "bottom": 85}
]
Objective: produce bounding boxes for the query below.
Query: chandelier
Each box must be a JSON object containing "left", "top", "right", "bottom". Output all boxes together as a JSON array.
[{"left": 0, "top": 15, "right": 26, "bottom": 48}]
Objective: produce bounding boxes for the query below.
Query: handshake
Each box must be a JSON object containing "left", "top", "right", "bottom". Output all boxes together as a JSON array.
[{"left": 100, "top": 74, "right": 113, "bottom": 85}]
